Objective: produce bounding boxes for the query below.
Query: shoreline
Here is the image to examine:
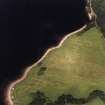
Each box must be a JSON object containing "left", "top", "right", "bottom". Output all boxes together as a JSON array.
[
  {"left": 5, "top": 0, "right": 95, "bottom": 105},
  {"left": 6, "top": 25, "right": 87, "bottom": 105}
]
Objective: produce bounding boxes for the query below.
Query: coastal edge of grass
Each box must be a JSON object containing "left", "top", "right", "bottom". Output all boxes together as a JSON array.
[{"left": 12, "top": 26, "right": 105, "bottom": 105}]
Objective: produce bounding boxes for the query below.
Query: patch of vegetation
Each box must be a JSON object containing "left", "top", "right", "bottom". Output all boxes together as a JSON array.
[
  {"left": 92, "top": 0, "right": 105, "bottom": 36},
  {"left": 12, "top": 27, "right": 105, "bottom": 105},
  {"left": 29, "top": 90, "right": 105, "bottom": 105},
  {"left": 37, "top": 67, "right": 47, "bottom": 76},
  {"left": 29, "top": 91, "right": 47, "bottom": 105}
]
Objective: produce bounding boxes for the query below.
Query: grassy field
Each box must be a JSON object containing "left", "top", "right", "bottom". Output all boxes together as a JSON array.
[
  {"left": 12, "top": 27, "right": 105, "bottom": 105},
  {"left": 87, "top": 97, "right": 105, "bottom": 105}
]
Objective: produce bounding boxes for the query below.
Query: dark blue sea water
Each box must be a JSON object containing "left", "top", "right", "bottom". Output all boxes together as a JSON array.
[{"left": 0, "top": 0, "right": 89, "bottom": 104}]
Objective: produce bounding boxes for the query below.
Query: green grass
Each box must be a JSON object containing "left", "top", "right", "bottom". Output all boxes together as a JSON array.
[
  {"left": 12, "top": 27, "right": 105, "bottom": 105},
  {"left": 87, "top": 98, "right": 105, "bottom": 105}
]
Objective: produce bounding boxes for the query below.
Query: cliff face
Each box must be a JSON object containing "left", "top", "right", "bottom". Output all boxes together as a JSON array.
[{"left": 91, "top": 0, "right": 105, "bottom": 36}]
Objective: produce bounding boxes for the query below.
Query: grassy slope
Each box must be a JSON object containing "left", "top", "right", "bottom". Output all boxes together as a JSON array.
[{"left": 12, "top": 27, "right": 105, "bottom": 105}]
